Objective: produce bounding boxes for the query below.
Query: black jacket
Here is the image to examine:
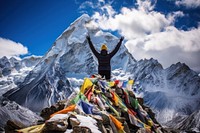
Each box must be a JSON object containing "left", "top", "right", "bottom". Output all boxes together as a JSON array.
[{"left": 88, "top": 38, "right": 122, "bottom": 71}]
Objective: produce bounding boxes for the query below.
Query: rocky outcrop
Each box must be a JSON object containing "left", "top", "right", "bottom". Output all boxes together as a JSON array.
[{"left": 0, "top": 97, "right": 42, "bottom": 132}]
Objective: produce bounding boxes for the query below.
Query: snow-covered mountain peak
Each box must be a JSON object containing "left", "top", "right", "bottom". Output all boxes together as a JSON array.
[
  {"left": 167, "top": 62, "right": 190, "bottom": 73},
  {"left": 44, "top": 14, "right": 91, "bottom": 60},
  {"left": 3, "top": 14, "right": 136, "bottom": 112},
  {"left": 66, "top": 14, "right": 90, "bottom": 45},
  {"left": 138, "top": 58, "right": 163, "bottom": 70},
  {"left": 41, "top": 14, "right": 134, "bottom": 75}
]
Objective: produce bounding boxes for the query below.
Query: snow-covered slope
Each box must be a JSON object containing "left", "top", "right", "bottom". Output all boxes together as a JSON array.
[
  {"left": 126, "top": 59, "right": 200, "bottom": 124},
  {"left": 166, "top": 109, "right": 200, "bottom": 132},
  {"left": 1, "top": 14, "right": 200, "bottom": 131}
]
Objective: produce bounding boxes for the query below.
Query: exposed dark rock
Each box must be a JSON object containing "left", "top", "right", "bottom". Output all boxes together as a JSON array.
[
  {"left": 72, "top": 126, "right": 92, "bottom": 133},
  {"left": 40, "top": 100, "right": 66, "bottom": 120},
  {"left": 4, "top": 120, "right": 26, "bottom": 133},
  {"left": 43, "top": 118, "right": 68, "bottom": 132}
]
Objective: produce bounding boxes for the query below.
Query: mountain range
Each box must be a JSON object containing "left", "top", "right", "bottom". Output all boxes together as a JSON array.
[{"left": 0, "top": 14, "right": 200, "bottom": 132}]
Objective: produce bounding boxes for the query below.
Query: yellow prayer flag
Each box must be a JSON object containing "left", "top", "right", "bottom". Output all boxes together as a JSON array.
[
  {"left": 80, "top": 78, "right": 93, "bottom": 93},
  {"left": 126, "top": 80, "right": 134, "bottom": 90},
  {"left": 17, "top": 124, "right": 45, "bottom": 133},
  {"left": 144, "top": 123, "right": 151, "bottom": 130},
  {"left": 147, "top": 119, "right": 154, "bottom": 127},
  {"left": 109, "top": 81, "right": 115, "bottom": 87},
  {"left": 128, "top": 79, "right": 134, "bottom": 85}
]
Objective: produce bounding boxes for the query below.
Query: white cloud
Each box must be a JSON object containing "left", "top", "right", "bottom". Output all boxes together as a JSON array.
[
  {"left": 92, "top": 1, "right": 179, "bottom": 39},
  {"left": 136, "top": 0, "right": 157, "bottom": 12},
  {"left": 175, "top": 0, "right": 200, "bottom": 8},
  {"left": 125, "top": 26, "right": 200, "bottom": 71},
  {"left": 0, "top": 37, "right": 28, "bottom": 57},
  {"left": 140, "top": 26, "right": 200, "bottom": 52},
  {"left": 98, "top": 0, "right": 105, "bottom": 4},
  {"left": 79, "top": 1, "right": 95, "bottom": 10},
  {"left": 78, "top": 0, "right": 105, "bottom": 11},
  {"left": 101, "top": 4, "right": 116, "bottom": 17},
  {"left": 90, "top": 0, "right": 200, "bottom": 71}
]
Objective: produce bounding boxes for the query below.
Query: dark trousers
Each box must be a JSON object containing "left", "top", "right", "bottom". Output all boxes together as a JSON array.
[{"left": 98, "top": 70, "right": 111, "bottom": 80}]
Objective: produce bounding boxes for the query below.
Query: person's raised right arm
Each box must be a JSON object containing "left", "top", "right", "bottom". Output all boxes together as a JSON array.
[
  {"left": 109, "top": 36, "right": 124, "bottom": 58},
  {"left": 87, "top": 35, "right": 99, "bottom": 57}
]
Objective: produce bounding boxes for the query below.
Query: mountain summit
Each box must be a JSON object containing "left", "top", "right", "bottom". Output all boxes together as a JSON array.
[{"left": 1, "top": 14, "right": 200, "bottom": 131}]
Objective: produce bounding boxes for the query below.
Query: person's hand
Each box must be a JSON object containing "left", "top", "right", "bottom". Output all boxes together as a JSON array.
[
  {"left": 120, "top": 36, "right": 124, "bottom": 41},
  {"left": 86, "top": 35, "right": 91, "bottom": 41}
]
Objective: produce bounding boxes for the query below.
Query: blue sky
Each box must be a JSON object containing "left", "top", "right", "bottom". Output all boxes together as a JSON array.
[
  {"left": 0, "top": 0, "right": 82, "bottom": 55},
  {"left": 0, "top": 0, "right": 200, "bottom": 71}
]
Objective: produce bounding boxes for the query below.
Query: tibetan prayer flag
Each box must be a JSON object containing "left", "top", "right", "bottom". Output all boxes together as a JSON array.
[
  {"left": 17, "top": 124, "right": 45, "bottom": 133},
  {"left": 127, "top": 79, "right": 134, "bottom": 90},
  {"left": 111, "top": 92, "right": 119, "bottom": 106},
  {"left": 109, "top": 114, "right": 124, "bottom": 131},
  {"left": 78, "top": 100, "right": 94, "bottom": 114},
  {"left": 128, "top": 80, "right": 134, "bottom": 85},
  {"left": 50, "top": 104, "right": 76, "bottom": 118},
  {"left": 80, "top": 78, "right": 93, "bottom": 93},
  {"left": 117, "top": 81, "right": 123, "bottom": 88},
  {"left": 109, "top": 81, "right": 115, "bottom": 87},
  {"left": 122, "top": 81, "right": 128, "bottom": 88}
]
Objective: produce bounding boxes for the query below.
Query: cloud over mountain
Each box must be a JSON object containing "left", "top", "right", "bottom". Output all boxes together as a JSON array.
[{"left": 0, "top": 37, "right": 28, "bottom": 57}]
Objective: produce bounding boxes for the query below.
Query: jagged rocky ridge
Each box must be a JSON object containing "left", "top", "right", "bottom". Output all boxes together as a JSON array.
[
  {"left": 0, "top": 56, "right": 41, "bottom": 77},
  {"left": 0, "top": 14, "right": 200, "bottom": 131},
  {"left": 0, "top": 56, "right": 41, "bottom": 96}
]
